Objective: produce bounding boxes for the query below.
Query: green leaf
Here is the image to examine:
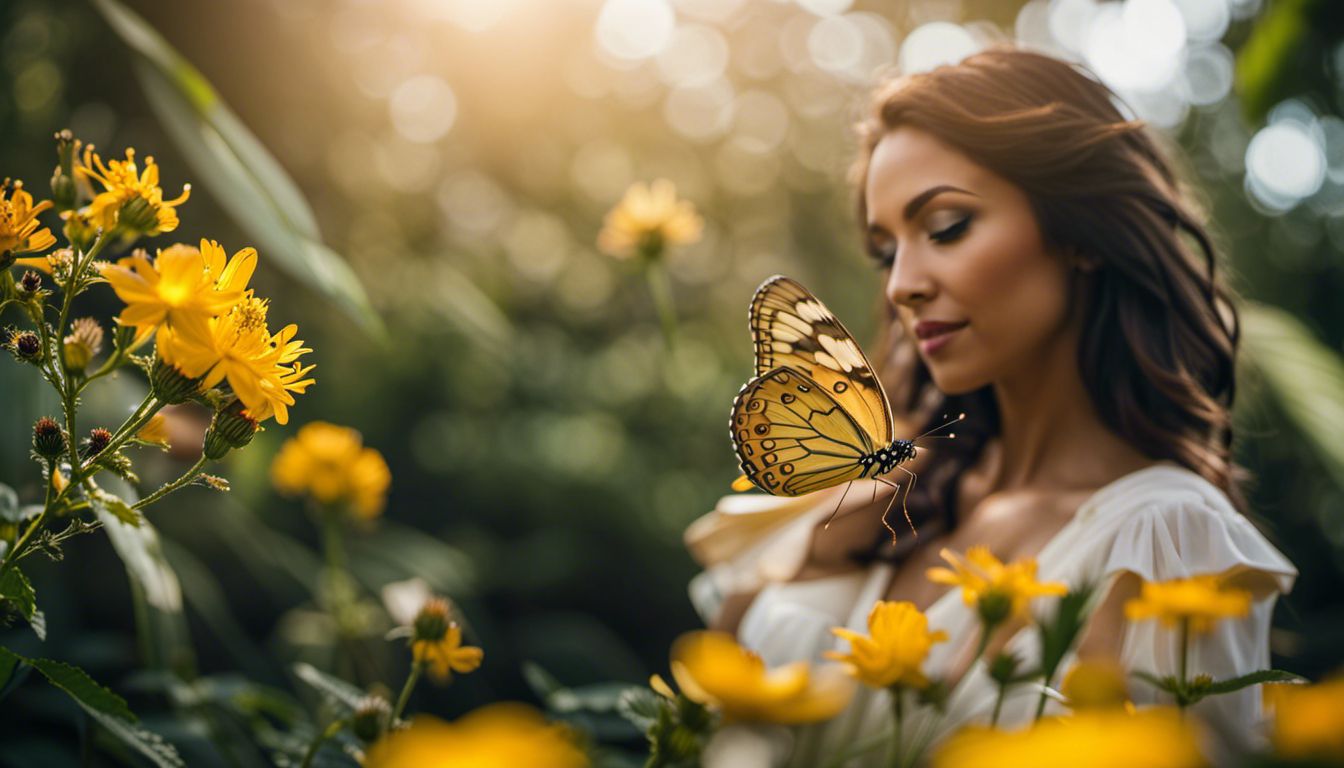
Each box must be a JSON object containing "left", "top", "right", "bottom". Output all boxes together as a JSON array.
[
  {"left": 1130, "top": 669, "right": 1182, "bottom": 695},
  {"left": 0, "top": 567, "right": 36, "bottom": 620},
  {"left": 79, "top": 702, "right": 186, "bottom": 768},
  {"left": 616, "top": 687, "right": 663, "bottom": 732},
  {"left": 0, "top": 483, "right": 17, "bottom": 522},
  {"left": 0, "top": 646, "right": 136, "bottom": 721},
  {"left": 90, "top": 492, "right": 182, "bottom": 613},
  {"left": 1037, "top": 582, "right": 1097, "bottom": 681},
  {"left": 90, "top": 488, "right": 143, "bottom": 527},
  {"left": 1205, "top": 669, "right": 1305, "bottom": 696},
  {"left": 292, "top": 662, "right": 366, "bottom": 714},
  {"left": 1241, "top": 303, "right": 1344, "bottom": 491},
  {"left": 90, "top": 0, "right": 383, "bottom": 338}
]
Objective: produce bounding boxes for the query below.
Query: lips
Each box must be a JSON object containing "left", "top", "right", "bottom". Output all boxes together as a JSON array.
[{"left": 913, "top": 320, "right": 969, "bottom": 340}]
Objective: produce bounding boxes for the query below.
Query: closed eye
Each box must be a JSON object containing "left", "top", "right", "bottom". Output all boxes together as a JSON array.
[{"left": 930, "top": 214, "right": 972, "bottom": 244}]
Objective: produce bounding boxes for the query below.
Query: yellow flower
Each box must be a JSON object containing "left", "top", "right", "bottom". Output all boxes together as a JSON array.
[
  {"left": 364, "top": 705, "right": 588, "bottom": 768},
  {"left": 137, "top": 412, "right": 170, "bottom": 448},
  {"left": 597, "top": 179, "right": 702, "bottom": 259},
  {"left": 0, "top": 180, "right": 56, "bottom": 259},
  {"left": 77, "top": 145, "right": 190, "bottom": 236},
  {"left": 1263, "top": 678, "right": 1344, "bottom": 760},
  {"left": 100, "top": 241, "right": 250, "bottom": 333},
  {"left": 668, "top": 630, "right": 854, "bottom": 724},
  {"left": 926, "top": 547, "right": 1068, "bottom": 624},
  {"left": 1123, "top": 574, "right": 1252, "bottom": 634},
  {"left": 413, "top": 622, "right": 485, "bottom": 683},
  {"left": 270, "top": 421, "right": 389, "bottom": 518},
  {"left": 825, "top": 601, "right": 948, "bottom": 690},
  {"left": 157, "top": 297, "right": 314, "bottom": 425},
  {"left": 932, "top": 707, "right": 1206, "bottom": 768},
  {"left": 1060, "top": 659, "right": 1130, "bottom": 710},
  {"left": 408, "top": 598, "right": 483, "bottom": 683}
]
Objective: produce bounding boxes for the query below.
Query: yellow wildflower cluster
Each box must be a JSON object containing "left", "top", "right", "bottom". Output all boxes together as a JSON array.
[
  {"left": 927, "top": 546, "right": 1068, "bottom": 624},
  {"left": 827, "top": 600, "right": 948, "bottom": 690},
  {"left": 597, "top": 179, "right": 702, "bottom": 260},
  {"left": 270, "top": 421, "right": 391, "bottom": 519},
  {"left": 664, "top": 630, "right": 854, "bottom": 724},
  {"left": 102, "top": 238, "right": 315, "bottom": 424},
  {"left": 364, "top": 704, "right": 588, "bottom": 768},
  {"left": 0, "top": 180, "right": 56, "bottom": 261}
]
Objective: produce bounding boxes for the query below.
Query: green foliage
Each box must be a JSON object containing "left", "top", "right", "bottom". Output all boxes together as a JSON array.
[
  {"left": 293, "top": 661, "right": 368, "bottom": 715},
  {"left": 0, "top": 645, "right": 185, "bottom": 766},
  {"left": 89, "top": 0, "right": 383, "bottom": 339}
]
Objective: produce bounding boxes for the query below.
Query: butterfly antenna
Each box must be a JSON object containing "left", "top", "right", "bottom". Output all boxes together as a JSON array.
[
  {"left": 914, "top": 412, "right": 966, "bottom": 442},
  {"left": 824, "top": 480, "right": 856, "bottom": 529}
]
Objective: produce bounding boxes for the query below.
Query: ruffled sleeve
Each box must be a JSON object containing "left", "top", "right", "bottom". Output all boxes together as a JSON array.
[{"left": 1093, "top": 474, "right": 1297, "bottom": 745}]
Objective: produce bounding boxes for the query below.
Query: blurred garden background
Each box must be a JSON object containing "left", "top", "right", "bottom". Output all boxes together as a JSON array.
[{"left": 4, "top": 0, "right": 1344, "bottom": 764}]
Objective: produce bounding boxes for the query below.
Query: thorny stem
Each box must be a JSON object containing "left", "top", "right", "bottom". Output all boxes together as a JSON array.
[{"left": 132, "top": 455, "right": 208, "bottom": 510}]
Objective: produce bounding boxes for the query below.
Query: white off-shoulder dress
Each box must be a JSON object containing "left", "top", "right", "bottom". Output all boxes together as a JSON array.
[{"left": 685, "top": 462, "right": 1297, "bottom": 766}]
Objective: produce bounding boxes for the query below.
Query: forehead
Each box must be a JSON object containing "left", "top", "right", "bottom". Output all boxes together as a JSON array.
[{"left": 864, "top": 126, "right": 994, "bottom": 222}]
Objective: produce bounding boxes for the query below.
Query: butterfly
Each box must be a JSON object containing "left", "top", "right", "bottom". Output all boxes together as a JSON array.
[{"left": 729, "top": 275, "right": 960, "bottom": 540}]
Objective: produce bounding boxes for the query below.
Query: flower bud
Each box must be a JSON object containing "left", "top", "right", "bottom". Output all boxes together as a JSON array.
[
  {"left": 988, "top": 652, "right": 1021, "bottom": 685},
  {"left": 63, "top": 317, "right": 103, "bottom": 372},
  {"left": 411, "top": 598, "right": 452, "bottom": 643},
  {"left": 350, "top": 695, "right": 391, "bottom": 742},
  {"left": 977, "top": 590, "right": 1012, "bottom": 628},
  {"left": 18, "top": 270, "right": 41, "bottom": 296},
  {"left": 32, "top": 417, "right": 66, "bottom": 459},
  {"left": 204, "top": 399, "right": 259, "bottom": 460},
  {"left": 11, "top": 330, "right": 41, "bottom": 362},
  {"left": 83, "top": 427, "right": 112, "bottom": 459},
  {"left": 150, "top": 357, "right": 203, "bottom": 404},
  {"left": 63, "top": 212, "right": 97, "bottom": 254},
  {"left": 50, "top": 131, "right": 77, "bottom": 213}
]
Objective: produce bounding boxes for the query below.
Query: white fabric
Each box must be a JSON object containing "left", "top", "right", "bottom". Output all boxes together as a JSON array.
[{"left": 686, "top": 462, "right": 1297, "bottom": 767}]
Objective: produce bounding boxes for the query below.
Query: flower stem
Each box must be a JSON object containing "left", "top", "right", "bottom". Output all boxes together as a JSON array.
[
  {"left": 1177, "top": 618, "right": 1189, "bottom": 711},
  {"left": 642, "top": 260, "right": 677, "bottom": 349},
  {"left": 132, "top": 455, "right": 208, "bottom": 510},
  {"left": 886, "top": 687, "right": 905, "bottom": 768},
  {"left": 991, "top": 682, "right": 1007, "bottom": 726},
  {"left": 80, "top": 396, "right": 163, "bottom": 475},
  {"left": 299, "top": 718, "right": 347, "bottom": 768},
  {"left": 391, "top": 661, "right": 423, "bottom": 724}
]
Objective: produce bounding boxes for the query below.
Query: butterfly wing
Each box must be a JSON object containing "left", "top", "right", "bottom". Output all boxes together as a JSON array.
[
  {"left": 731, "top": 366, "right": 875, "bottom": 496},
  {"left": 749, "top": 275, "right": 893, "bottom": 445}
]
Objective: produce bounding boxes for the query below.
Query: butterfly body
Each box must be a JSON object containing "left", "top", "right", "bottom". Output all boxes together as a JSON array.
[{"left": 730, "top": 275, "right": 956, "bottom": 538}]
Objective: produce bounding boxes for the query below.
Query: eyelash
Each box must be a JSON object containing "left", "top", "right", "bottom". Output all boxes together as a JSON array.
[{"left": 870, "top": 214, "right": 973, "bottom": 269}]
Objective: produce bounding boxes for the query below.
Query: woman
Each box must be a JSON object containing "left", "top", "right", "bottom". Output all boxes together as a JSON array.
[{"left": 685, "top": 45, "right": 1296, "bottom": 762}]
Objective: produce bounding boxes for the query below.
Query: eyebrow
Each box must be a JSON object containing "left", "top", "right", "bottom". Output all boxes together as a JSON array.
[{"left": 902, "top": 184, "right": 978, "bottom": 221}]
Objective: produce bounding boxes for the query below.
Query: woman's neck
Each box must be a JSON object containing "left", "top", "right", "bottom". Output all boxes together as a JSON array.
[{"left": 986, "top": 323, "right": 1150, "bottom": 491}]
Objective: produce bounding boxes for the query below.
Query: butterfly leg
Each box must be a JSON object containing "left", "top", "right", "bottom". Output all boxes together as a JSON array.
[
  {"left": 896, "top": 466, "right": 919, "bottom": 537},
  {"left": 824, "top": 480, "right": 857, "bottom": 530},
  {"left": 874, "top": 477, "right": 903, "bottom": 545}
]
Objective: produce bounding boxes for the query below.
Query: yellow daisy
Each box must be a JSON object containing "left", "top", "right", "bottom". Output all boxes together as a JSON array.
[
  {"left": 927, "top": 546, "right": 1068, "bottom": 624},
  {"left": 364, "top": 706, "right": 588, "bottom": 768},
  {"left": 669, "top": 630, "right": 854, "bottom": 724},
  {"left": 270, "top": 421, "right": 389, "bottom": 519},
  {"left": 1123, "top": 574, "right": 1252, "bottom": 634},
  {"left": 77, "top": 145, "right": 190, "bottom": 236},
  {"left": 1, "top": 180, "right": 56, "bottom": 259},
  {"left": 409, "top": 598, "right": 483, "bottom": 684},
  {"left": 100, "top": 242, "right": 248, "bottom": 333},
  {"left": 597, "top": 179, "right": 702, "bottom": 260},
  {"left": 826, "top": 600, "right": 949, "bottom": 690}
]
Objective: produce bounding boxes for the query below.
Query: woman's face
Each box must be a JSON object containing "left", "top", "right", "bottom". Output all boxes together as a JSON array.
[{"left": 865, "top": 125, "right": 1075, "bottom": 395}]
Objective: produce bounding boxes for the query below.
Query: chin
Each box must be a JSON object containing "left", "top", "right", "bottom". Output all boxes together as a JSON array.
[{"left": 924, "top": 361, "right": 991, "bottom": 396}]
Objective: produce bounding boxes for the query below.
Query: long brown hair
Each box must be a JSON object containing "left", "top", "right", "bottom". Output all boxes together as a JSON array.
[{"left": 852, "top": 46, "right": 1244, "bottom": 555}]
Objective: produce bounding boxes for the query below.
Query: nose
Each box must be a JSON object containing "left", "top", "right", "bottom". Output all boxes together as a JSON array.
[{"left": 884, "top": 252, "right": 935, "bottom": 309}]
